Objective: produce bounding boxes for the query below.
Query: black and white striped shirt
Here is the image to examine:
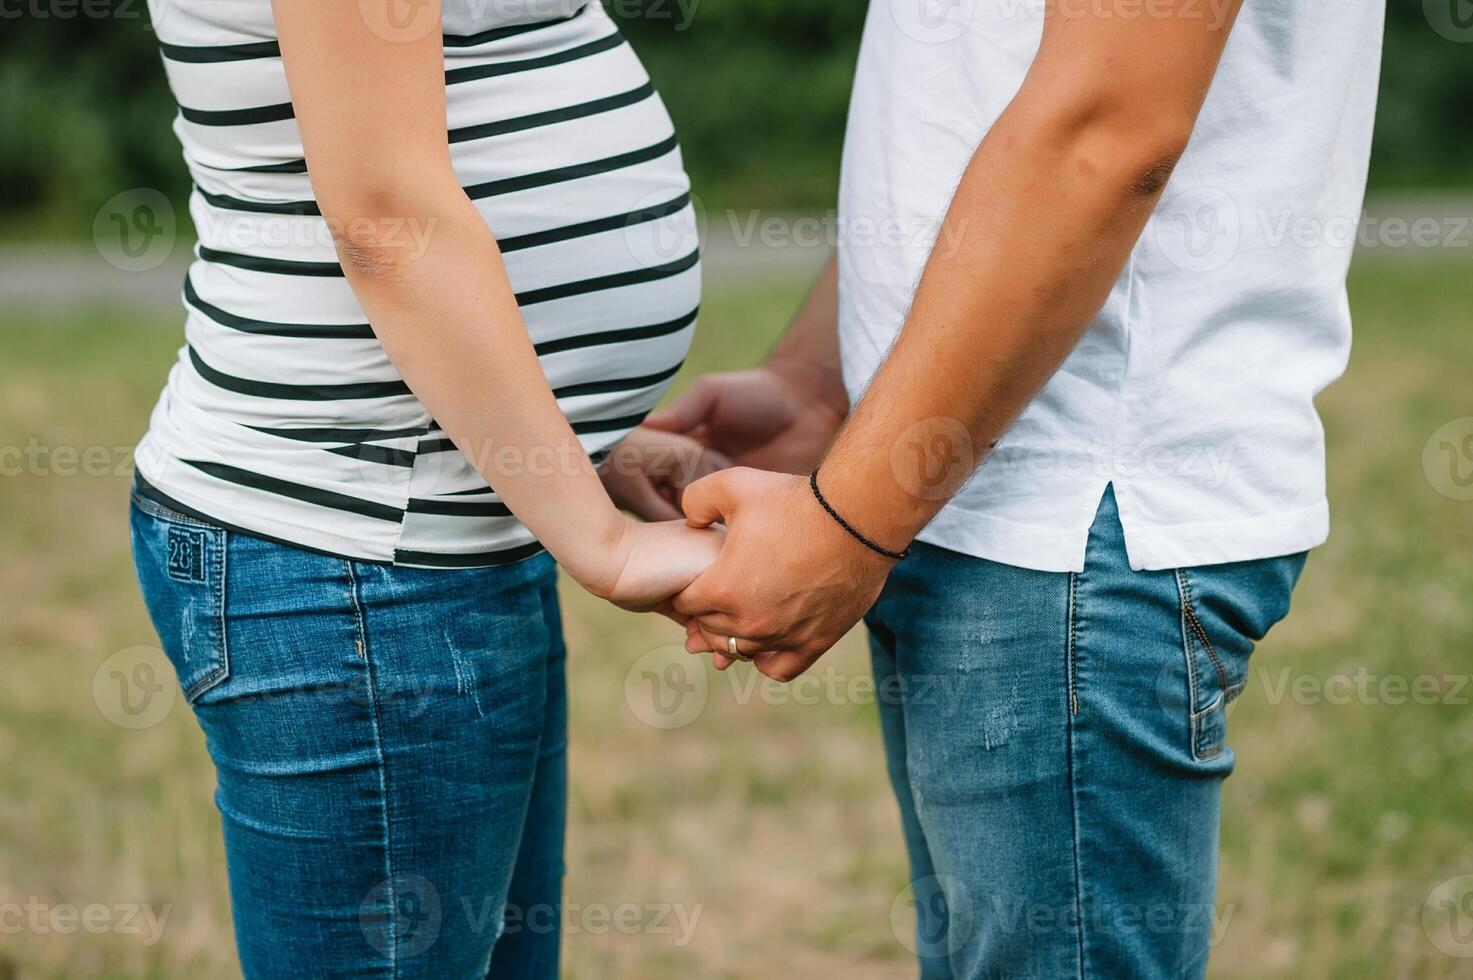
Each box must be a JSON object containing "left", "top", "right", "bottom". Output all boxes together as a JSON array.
[{"left": 135, "top": 0, "right": 700, "bottom": 567}]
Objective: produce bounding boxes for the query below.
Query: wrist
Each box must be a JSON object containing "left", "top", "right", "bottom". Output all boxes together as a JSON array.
[
  {"left": 763, "top": 356, "right": 848, "bottom": 425},
  {"left": 807, "top": 465, "right": 914, "bottom": 566},
  {"left": 564, "top": 507, "right": 636, "bottom": 600},
  {"left": 808, "top": 469, "right": 911, "bottom": 562}
]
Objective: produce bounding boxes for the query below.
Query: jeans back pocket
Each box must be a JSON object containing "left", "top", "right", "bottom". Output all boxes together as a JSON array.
[
  {"left": 130, "top": 493, "right": 230, "bottom": 702},
  {"left": 1172, "top": 553, "right": 1307, "bottom": 762}
]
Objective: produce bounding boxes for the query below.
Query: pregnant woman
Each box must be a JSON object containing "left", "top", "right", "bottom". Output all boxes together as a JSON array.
[{"left": 129, "top": 0, "right": 718, "bottom": 975}]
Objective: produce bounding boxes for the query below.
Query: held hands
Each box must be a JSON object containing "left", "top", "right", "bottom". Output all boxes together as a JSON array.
[
  {"left": 674, "top": 468, "right": 894, "bottom": 680},
  {"left": 588, "top": 516, "right": 725, "bottom": 616},
  {"left": 599, "top": 364, "right": 885, "bottom": 680}
]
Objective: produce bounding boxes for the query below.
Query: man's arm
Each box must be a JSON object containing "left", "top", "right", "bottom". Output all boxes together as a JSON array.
[
  {"left": 678, "top": 0, "right": 1246, "bottom": 677},
  {"left": 817, "top": 3, "right": 1246, "bottom": 553}
]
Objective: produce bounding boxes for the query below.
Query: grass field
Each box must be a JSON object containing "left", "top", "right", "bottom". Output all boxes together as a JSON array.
[{"left": 1, "top": 257, "right": 1471, "bottom": 979}]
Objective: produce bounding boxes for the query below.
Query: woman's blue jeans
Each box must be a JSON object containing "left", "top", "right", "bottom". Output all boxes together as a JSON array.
[{"left": 130, "top": 490, "right": 567, "bottom": 979}]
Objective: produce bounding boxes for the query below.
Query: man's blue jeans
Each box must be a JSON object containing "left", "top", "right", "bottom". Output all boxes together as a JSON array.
[
  {"left": 866, "top": 488, "right": 1305, "bottom": 979},
  {"left": 130, "top": 490, "right": 567, "bottom": 978}
]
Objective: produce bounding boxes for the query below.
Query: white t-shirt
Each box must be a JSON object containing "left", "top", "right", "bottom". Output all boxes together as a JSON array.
[{"left": 837, "top": 0, "right": 1386, "bottom": 572}]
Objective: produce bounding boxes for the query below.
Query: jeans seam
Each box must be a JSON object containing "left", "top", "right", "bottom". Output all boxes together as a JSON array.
[
  {"left": 1066, "top": 572, "right": 1080, "bottom": 716},
  {"left": 201, "top": 522, "right": 230, "bottom": 700},
  {"left": 346, "top": 561, "right": 398, "bottom": 978},
  {"left": 1064, "top": 566, "right": 1087, "bottom": 979},
  {"left": 1064, "top": 661, "right": 1088, "bottom": 980}
]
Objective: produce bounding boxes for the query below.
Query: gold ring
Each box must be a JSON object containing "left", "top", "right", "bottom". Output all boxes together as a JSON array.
[{"left": 726, "top": 635, "right": 752, "bottom": 661}]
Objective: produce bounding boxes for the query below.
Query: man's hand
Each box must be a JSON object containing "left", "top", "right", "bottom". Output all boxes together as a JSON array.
[
  {"left": 645, "top": 253, "right": 848, "bottom": 480},
  {"left": 645, "top": 366, "right": 843, "bottom": 475},
  {"left": 600, "top": 426, "right": 731, "bottom": 522},
  {"left": 673, "top": 467, "right": 895, "bottom": 681}
]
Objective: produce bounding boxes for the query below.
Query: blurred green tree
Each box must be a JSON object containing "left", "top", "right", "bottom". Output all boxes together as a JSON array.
[{"left": 0, "top": 0, "right": 1467, "bottom": 232}]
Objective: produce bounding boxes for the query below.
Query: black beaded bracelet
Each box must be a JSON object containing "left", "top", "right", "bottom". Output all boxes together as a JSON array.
[{"left": 809, "top": 469, "right": 911, "bottom": 562}]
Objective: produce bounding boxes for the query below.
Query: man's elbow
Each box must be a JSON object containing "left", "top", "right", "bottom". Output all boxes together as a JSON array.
[{"left": 1033, "top": 97, "right": 1198, "bottom": 202}]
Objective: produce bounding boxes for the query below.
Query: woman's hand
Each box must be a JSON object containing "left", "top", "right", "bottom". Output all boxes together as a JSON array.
[
  {"left": 581, "top": 517, "right": 725, "bottom": 614},
  {"left": 600, "top": 427, "right": 732, "bottom": 522}
]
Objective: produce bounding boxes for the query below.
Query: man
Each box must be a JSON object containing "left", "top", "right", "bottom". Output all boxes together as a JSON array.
[{"left": 638, "top": 0, "right": 1385, "bottom": 975}]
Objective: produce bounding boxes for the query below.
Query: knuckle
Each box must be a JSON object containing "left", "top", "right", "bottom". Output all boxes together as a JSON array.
[{"left": 746, "top": 617, "right": 779, "bottom": 641}]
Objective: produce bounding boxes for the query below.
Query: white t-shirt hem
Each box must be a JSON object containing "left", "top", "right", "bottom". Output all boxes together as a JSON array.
[
  {"left": 914, "top": 495, "right": 1329, "bottom": 573},
  {"left": 1120, "top": 499, "right": 1329, "bottom": 572}
]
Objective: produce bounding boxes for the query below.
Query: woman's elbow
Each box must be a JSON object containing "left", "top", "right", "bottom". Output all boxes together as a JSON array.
[{"left": 316, "top": 175, "right": 457, "bottom": 280}]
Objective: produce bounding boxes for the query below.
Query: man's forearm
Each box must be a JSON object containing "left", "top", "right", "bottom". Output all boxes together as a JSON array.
[
  {"left": 766, "top": 254, "right": 848, "bottom": 418},
  {"left": 818, "top": 4, "right": 1241, "bottom": 551}
]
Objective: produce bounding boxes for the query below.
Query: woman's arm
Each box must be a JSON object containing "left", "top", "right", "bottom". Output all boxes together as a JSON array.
[{"left": 271, "top": 0, "right": 716, "bottom": 603}]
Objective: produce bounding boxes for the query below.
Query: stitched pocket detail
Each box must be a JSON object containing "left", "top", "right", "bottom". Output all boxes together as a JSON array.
[
  {"left": 131, "top": 497, "right": 230, "bottom": 703},
  {"left": 1175, "top": 569, "right": 1231, "bottom": 761}
]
